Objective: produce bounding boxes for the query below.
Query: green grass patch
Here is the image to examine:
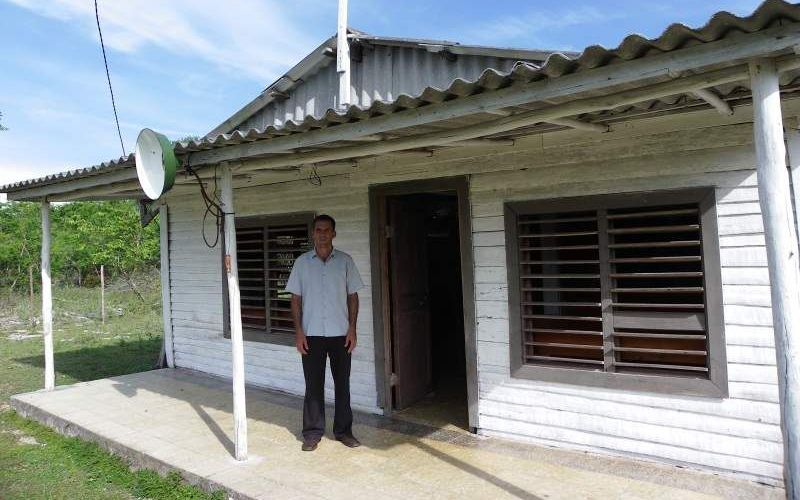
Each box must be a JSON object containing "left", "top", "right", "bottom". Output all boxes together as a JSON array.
[
  {"left": 0, "top": 274, "right": 224, "bottom": 499},
  {"left": 0, "top": 412, "right": 224, "bottom": 500}
]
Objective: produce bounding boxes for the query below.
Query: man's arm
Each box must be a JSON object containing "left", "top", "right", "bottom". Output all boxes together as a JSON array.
[
  {"left": 344, "top": 292, "right": 359, "bottom": 353},
  {"left": 291, "top": 293, "right": 308, "bottom": 355}
]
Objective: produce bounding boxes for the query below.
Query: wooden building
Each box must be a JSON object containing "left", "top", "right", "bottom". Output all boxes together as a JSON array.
[{"left": 4, "top": 0, "right": 800, "bottom": 491}]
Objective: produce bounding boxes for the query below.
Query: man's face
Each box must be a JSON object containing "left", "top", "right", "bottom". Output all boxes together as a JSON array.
[{"left": 312, "top": 220, "right": 336, "bottom": 248}]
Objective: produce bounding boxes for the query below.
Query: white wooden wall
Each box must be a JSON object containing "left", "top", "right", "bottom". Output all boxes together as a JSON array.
[
  {"left": 165, "top": 103, "right": 796, "bottom": 484},
  {"left": 165, "top": 180, "right": 378, "bottom": 412}
]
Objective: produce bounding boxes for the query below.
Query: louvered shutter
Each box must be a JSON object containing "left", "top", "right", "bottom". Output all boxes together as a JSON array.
[
  {"left": 266, "top": 223, "right": 312, "bottom": 333},
  {"left": 512, "top": 196, "right": 712, "bottom": 378},
  {"left": 232, "top": 215, "right": 312, "bottom": 336}
]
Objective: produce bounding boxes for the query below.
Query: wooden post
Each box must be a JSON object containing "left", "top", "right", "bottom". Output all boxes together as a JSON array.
[
  {"left": 750, "top": 58, "right": 800, "bottom": 497},
  {"left": 787, "top": 122, "right": 800, "bottom": 240},
  {"left": 41, "top": 200, "right": 55, "bottom": 391},
  {"left": 219, "top": 165, "right": 248, "bottom": 461},
  {"left": 28, "top": 265, "right": 34, "bottom": 328},
  {"left": 159, "top": 204, "right": 175, "bottom": 368},
  {"left": 100, "top": 264, "right": 105, "bottom": 325},
  {"left": 337, "top": 0, "right": 350, "bottom": 109}
]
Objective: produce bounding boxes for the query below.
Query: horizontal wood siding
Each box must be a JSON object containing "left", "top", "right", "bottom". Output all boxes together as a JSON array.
[
  {"left": 166, "top": 184, "right": 378, "bottom": 413},
  {"left": 165, "top": 105, "right": 786, "bottom": 483},
  {"left": 466, "top": 110, "right": 782, "bottom": 484}
]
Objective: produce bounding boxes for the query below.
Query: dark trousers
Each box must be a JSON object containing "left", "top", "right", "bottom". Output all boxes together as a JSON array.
[{"left": 301, "top": 335, "right": 353, "bottom": 440}]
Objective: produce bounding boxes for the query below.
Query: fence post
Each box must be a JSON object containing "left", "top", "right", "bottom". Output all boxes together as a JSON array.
[
  {"left": 41, "top": 200, "right": 54, "bottom": 391},
  {"left": 100, "top": 264, "right": 106, "bottom": 325},
  {"left": 28, "top": 265, "right": 34, "bottom": 328}
]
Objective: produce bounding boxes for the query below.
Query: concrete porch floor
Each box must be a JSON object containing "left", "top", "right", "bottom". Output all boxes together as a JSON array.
[{"left": 9, "top": 369, "right": 782, "bottom": 500}]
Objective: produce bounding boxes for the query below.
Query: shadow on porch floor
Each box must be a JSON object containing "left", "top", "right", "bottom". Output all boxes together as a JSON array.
[{"left": 9, "top": 368, "right": 782, "bottom": 500}]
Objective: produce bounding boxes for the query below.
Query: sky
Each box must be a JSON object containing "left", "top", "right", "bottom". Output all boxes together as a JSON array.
[{"left": 0, "top": 0, "right": 767, "bottom": 190}]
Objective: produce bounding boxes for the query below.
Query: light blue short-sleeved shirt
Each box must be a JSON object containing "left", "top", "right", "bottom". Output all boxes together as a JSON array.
[{"left": 285, "top": 248, "right": 364, "bottom": 337}]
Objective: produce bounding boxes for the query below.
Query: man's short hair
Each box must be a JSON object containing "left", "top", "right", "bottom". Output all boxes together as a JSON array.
[{"left": 313, "top": 214, "right": 336, "bottom": 230}]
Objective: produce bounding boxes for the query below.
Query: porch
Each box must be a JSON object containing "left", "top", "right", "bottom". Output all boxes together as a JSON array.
[{"left": 9, "top": 368, "right": 781, "bottom": 499}]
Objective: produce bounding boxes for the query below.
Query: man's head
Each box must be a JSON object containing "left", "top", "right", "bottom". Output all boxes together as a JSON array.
[{"left": 312, "top": 214, "right": 336, "bottom": 249}]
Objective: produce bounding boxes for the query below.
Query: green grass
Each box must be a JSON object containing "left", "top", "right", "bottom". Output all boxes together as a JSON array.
[{"left": 0, "top": 272, "right": 224, "bottom": 500}]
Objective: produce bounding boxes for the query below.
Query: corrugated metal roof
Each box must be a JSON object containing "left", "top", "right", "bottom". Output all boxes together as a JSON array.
[
  {"left": 3, "top": 0, "right": 800, "bottom": 193},
  {"left": 172, "top": 0, "right": 800, "bottom": 153},
  {"left": 212, "top": 28, "right": 556, "bottom": 136},
  {"left": 235, "top": 45, "right": 529, "bottom": 132},
  {"left": 1, "top": 157, "right": 133, "bottom": 192}
]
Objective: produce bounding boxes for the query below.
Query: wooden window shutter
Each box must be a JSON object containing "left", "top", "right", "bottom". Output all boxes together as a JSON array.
[
  {"left": 232, "top": 214, "right": 313, "bottom": 337},
  {"left": 607, "top": 204, "right": 708, "bottom": 376},
  {"left": 517, "top": 211, "right": 604, "bottom": 367},
  {"left": 266, "top": 222, "right": 311, "bottom": 333},
  {"left": 236, "top": 226, "right": 267, "bottom": 330},
  {"left": 513, "top": 195, "right": 712, "bottom": 379}
]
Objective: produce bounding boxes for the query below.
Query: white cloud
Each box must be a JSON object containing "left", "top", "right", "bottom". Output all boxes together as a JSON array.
[
  {"left": 465, "top": 5, "right": 628, "bottom": 48},
  {"left": 5, "top": 0, "right": 320, "bottom": 82},
  {"left": 0, "top": 162, "right": 68, "bottom": 188}
]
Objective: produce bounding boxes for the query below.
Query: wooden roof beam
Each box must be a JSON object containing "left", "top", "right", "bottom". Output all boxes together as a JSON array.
[
  {"left": 189, "top": 26, "right": 800, "bottom": 168},
  {"left": 237, "top": 60, "right": 800, "bottom": 175},
  {"left": 691, "top": 88, "right": 734, "bottom": 115},
  {"left": 549, "top": 118, "right": 609, "bottom": 133},
  {"left": 447, "top": 139, "right": 516, "bottom": 147}
]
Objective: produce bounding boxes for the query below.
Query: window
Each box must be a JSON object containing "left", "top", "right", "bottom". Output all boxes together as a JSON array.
[
  {"left": 223, "top": 213, "right": 314, "bottom": 344},
  {"left": 505, "top": 189, "right": 727, "bottom": 396}
]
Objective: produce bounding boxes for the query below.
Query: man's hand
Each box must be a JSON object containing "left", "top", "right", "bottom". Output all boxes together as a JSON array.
[
  {"left": 291, "top": 294, "right": 306, "bottom": 355},
  {"left": 296, "top": 332, "right": 309, "bottom": 355},
  {"left": 344, "top": 326, "right": 357, "bottom": 354}
]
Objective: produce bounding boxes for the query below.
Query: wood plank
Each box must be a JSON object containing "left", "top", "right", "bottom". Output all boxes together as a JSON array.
[
  {"left": 522, "top": 273, "right": 600, "bottom": 279},
  {"left": 524, "top": 314, "right": 602, "bottom": 322},
  {"left": 614, "top": 361, "right": 708, "bottom": 372},
  {"left": 525, "top": 355, "right": 603, "bottom": 365},
  {"left": 614, "top": 346, "right": 707, "bottom": 356},
  {"left": 524, "top": 328, "right": 602, "bottom": 336},
  {"left": 607, "top": 208, "right": 698, "bottom": 219},
  {"left": 527, "top": 342, "right": 603, "bottom": 350},
  {"left": 607, "top": 224, "right": 700, "bottom": 235},
  {"left": 478, "top": 404, "right": 781, "bottom": 465},
  {"left": 610, "top": 256, "right": 701, "bottom": 264},
  {"left": 613, "top": 332, "right": 707, "bottom": 340},
  {"left": 519, "top": 215, "right": 597, "bottom": 224},
  {"left": 610, "top": 272, "right": 703, "bottom": 279},
  {"left": 613, "top": 310, "right": 706, "bottom": 331},
  {"left": 612, "top": 303, "right": 704, "bottom": 310},
  {"left": 609, "top": 240, "right": 700, "bottom": 249},
  {"left": 520, "top": 231, "right": 599, "bottom": 238}
]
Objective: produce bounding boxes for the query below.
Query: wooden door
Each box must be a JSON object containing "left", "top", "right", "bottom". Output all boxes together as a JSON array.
[{"left": 388, "top": 197, "right": 432, "bottom": 409}]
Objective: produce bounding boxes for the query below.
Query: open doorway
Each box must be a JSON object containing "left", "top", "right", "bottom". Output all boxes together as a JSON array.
[{"left": 374, "top": 185, "right": 471, "bottom": 430}]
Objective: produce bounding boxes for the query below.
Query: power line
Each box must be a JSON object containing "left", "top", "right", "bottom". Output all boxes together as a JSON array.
[{"left": 94, "top": 0, "right": 126, "bottom": 157}]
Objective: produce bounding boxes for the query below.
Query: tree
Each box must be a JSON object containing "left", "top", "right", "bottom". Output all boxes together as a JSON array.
[
  {"left": 172, "top": 135, "right": 201, "bottom": 146},
  {"left": 0, "top": 111, "right": 7, "bottom": 131},
  {"left": 0, "top": 202, "right": 40, "bottom": 290},
  {"left": 52, "top": 201, "right": 160, "bottom": 284},
  {"left": 0, "top": 200, "right": 160, "bottom": 288}
]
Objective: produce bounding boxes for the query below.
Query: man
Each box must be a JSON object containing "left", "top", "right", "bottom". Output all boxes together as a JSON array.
[{"left": 286, "top": 214, "right": 364, "bottom": 452}]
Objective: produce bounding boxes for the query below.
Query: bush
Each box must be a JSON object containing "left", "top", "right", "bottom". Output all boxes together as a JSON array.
[{"left": 0, "top": 200, "right": 160, "bottom": 289}]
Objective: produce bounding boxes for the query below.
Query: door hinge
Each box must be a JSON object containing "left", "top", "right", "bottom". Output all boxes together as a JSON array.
[
  {"left": 384, "top": 225, "right": 394, "bottom": 239},
  {"left": 389, "top": 372, "right": 398, "bottom": 386}
]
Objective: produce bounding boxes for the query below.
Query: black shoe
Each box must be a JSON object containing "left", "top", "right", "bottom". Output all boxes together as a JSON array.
[
  {"left": 336, "top": 434, "right": 361, "bottom": 448},
  {"left": 301, "top": 438, "right": 319, "bottom": 451}
]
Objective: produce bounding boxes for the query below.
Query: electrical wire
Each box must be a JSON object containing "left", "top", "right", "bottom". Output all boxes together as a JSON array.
[
  {"left": 94, "top": 0, "right": 126, "bottom": 157},
  {"left": 184, "top": 158, "right": 229, "bottom": 248}
]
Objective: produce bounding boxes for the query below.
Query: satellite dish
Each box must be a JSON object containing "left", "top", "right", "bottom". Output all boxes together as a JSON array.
[{"left": 134, "top": 128, "right": 177, "bottom": 200}]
